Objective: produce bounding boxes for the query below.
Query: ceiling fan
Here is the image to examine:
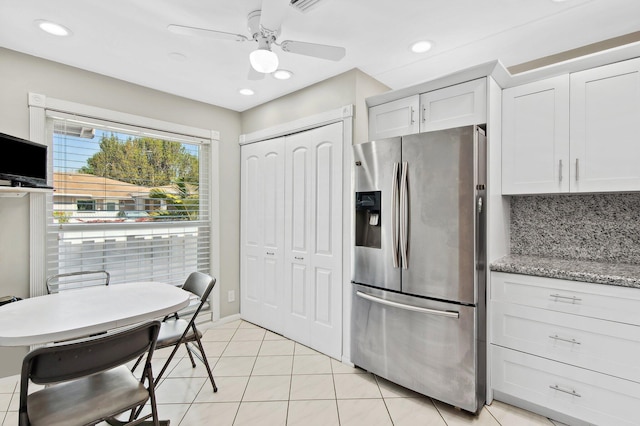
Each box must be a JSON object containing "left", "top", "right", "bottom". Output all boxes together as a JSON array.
[{"left": 167, "top": 0, "right": 346, "bottom": 80}]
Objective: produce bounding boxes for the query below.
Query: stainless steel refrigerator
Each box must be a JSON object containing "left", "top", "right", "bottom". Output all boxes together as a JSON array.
[{"left": 351, "top": 125, "right": 486, "bottom": 413}]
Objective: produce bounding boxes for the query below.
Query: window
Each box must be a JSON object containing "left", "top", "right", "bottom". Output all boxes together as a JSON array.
[
  {"left": 45, "top": 113, "right": 213, "bottom": 287},
  {"left": 76, "top": 200, "right": 95, "bottom": 211}
]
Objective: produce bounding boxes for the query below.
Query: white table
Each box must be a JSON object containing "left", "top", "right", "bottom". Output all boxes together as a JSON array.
[{"left": 0, "top": 282, "right": 190, "bottom": 346}]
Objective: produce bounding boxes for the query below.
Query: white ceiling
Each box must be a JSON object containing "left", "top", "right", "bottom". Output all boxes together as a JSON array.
[{"left": 1, "top": 0, "right": 640, "bottom": 112}]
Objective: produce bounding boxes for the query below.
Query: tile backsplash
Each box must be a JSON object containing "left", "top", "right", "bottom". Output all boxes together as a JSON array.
[{"left": 510, "top": 193, "right": 640, "bottom": 264}]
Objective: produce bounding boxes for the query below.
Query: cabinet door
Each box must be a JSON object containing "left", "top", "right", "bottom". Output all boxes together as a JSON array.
[
  {"left": 284, "top": 123, "right": 343, "bottom": 359},
  {"left": 420, "top": 78, "right": 486, "bottom": 132},
  {"left": 368, "top": 96, "right": 419, "bottom": 139},
  {"left": 502, "top": 76, "right": 570, "bottom": 194},
  {"left": 570, "top": 57, "right": 640, "bottom": 192},
  {"left": 240, "top": 138, "right": 285, "bottom": 333}
]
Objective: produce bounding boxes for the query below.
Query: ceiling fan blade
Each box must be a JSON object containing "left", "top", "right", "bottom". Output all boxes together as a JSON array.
[
  {"left": 259, "top": 0, "right": 290, "bottom": 33},
  {"left": 280, "top": 40, "right": 346, "bottom": 61},
  {"left": 167, "top": 24, "right": 249, "bottom": 42}
]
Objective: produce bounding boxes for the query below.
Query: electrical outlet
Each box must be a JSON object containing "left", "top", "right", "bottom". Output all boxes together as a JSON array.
[{"left": 227, "top": 290, "right": 235, "bottom": 303}]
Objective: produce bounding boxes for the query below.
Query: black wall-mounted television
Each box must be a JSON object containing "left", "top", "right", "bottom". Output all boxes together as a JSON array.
[{"left": 0, "top": 132, "right": 52, "bottom": 189}]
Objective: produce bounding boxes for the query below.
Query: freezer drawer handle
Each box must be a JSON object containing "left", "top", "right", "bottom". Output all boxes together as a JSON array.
[
  {"left": 549, "top": 334, "right": 581, "bottom": 345},
  {"left": 549, "top": 384, "right": 581, "bottom": 398},
  {"left": 356, "top": 291, "right": 459, "bottom": 319},
  {"left": 550, "top": 294, "right": 582, "bottom": 303}
]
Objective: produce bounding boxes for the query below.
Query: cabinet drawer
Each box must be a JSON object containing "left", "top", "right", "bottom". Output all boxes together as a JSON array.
[
  {"left": 492, "top": 346, "right": 640, "bottom": 426},
  {"left": 492, "top": 301, "right": 640, "bottom": 382},
  {"left": 491, "top": 272, "right": 640, "bottom": 325}
]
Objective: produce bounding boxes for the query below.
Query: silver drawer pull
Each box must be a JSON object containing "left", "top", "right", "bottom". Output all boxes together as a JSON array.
[
  {"left": 549, "top": 384, "right": 581, "bottom": 397},
  {"left": 294, "top": 256, "right": 304, "bottom": 261},
  {"left": 266, "top": 252, "right": 275, "bottom": 256},
  {"left": 549, "top": 334, "right": 581, "bottom": 345},
  {"left": 550, "top": 294, "right": 582, "bottom": 303}
]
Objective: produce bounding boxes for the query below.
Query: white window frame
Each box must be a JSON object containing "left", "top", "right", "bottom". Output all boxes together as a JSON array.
[{"left": 28, "top": 93, "right": 221, "bottom": 320}]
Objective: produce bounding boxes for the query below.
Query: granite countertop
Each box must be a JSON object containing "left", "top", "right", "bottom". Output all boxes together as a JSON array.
[{"left": 490, "top": 254, "right": 640, "bottom": 288}]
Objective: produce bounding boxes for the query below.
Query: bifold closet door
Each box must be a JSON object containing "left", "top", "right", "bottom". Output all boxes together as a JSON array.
[
  {"left": 284, "top": 122, "right": 343, "bottom": 359},
  {"left": 240, "top": 137, "right": 285, "bottom": 333}
]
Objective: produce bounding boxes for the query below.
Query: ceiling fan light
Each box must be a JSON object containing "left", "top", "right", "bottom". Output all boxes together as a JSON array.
[{"left": 250, "top": 48, "right": 279, "bottom": 73}]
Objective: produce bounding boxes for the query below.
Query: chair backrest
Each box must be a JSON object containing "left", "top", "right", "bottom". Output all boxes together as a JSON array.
[
  {"left": 46, "top": 270, "right": 110, "bottom": 294},
  {"left": 181, "top": 272, "right": 216, "bottom": 317},
  {"left": 21, "top": 320, "right": 160, "bottom": 386}
]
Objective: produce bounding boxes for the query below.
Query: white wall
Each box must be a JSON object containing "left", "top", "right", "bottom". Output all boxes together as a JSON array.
[
  {"left": 0, "top": 47, "right": 242, "bottom": 376},
  {"left": 241, "top": 68, "right": 389, "bottom": 145}
]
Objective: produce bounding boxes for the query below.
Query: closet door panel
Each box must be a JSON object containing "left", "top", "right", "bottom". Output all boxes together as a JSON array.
[
  {"left": 284, "top": 123, "right": 343, "bottom": 359},
  {"left": 240, "top": 138, "right": 285, "bottom": 333}
]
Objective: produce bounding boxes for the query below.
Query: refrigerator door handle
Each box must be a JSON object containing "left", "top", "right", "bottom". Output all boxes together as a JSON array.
[
  {"left": 356, "top": 291, "right": 459, "bottom": 318},
  {"left": 391, "top": 162, "right": 400, "bottom": 268},
  {"left": 399, "top": 161, "right": 409, "bottom": 269}
]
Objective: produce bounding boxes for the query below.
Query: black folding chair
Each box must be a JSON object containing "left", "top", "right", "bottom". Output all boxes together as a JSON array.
[
  {"left": 132, "top": 272, "right": 218, "bottom": 393},
  {"left": 19, "top": 321, "right": 162, "bottom": 426}
]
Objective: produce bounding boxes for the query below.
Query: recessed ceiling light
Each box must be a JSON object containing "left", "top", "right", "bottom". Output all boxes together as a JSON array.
[
  {"left": 273, "top": 69, "right": 293, "bottom": 80},
  {"left": 410, "top": 40, "right": 433, "bottom": 54},
  {"left": 35, "top": 20, "right": 72, "bottom": 37},
  {"left": 239, "top": 88, "right": 255, "bottom": 96}
]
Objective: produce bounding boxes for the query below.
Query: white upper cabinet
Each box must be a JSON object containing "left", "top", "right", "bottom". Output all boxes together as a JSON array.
[
  {"left": 368, "top": 79, "right": 487, "bottom": 140},
  {"left": 502, "top": 75, "right": 570, "bottom": 194},
  {"left": 502, "top": 57, "right": 640, "bottom": 194},
  {"left": 570, "top": 57, "right": 640, "bottom": 192},
  {"left": 420, "top": 78, "right": 486, "bottom": 133},
  {"left": 368, "top": 95, "right": 419, "bottom": 140}
]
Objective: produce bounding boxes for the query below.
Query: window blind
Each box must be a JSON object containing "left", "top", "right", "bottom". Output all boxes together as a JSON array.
[{"left": 45, "top": 113, "right": 211, "bottom": 287}]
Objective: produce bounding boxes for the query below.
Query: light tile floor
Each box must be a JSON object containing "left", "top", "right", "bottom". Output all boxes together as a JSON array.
[{"left": 0, "top": 319, "right": 568, "bottom": 425}]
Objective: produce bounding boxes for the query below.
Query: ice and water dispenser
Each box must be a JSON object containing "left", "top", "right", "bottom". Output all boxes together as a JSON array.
[{"left": 355, "top": 191, "right": 381, "bottom": 249}]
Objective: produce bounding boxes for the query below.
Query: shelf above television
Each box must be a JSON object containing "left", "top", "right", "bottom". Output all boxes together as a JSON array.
[{"left": 0, "top": 186, "right": 53, "bottom": 197}]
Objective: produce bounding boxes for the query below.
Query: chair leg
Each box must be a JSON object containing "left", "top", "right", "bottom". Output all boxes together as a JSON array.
[
  {"left": 153, "top": 342, "right": 182, "bottom": 388},
  {"left": 194, "top": 334, "right": 218, "bottom": 392},
  {"left": 185, "top": 342, "right": 197, "bottom": 368}
]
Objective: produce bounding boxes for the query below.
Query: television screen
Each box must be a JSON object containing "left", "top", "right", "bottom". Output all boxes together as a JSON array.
[{"left": 0, "top": 132, "right": 50, "bottom": 188}]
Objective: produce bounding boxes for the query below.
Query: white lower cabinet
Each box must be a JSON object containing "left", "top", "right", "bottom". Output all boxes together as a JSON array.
[
  {"left": 492, "top": 346, "right": 640, "bottom": 426},
  {"left": 490, "top": 272, "right": 640, "bottom": 425},
  {"left": 240, "top": 123, "right": 343, "bottom": 359}
]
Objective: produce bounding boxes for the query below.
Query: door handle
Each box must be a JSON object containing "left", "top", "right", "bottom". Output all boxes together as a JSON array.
[
  {"left": 356, "top": 291, "right": 459, "bottom": 318},
  {"left": 391, "top": 162, "right": 400, "bottom": 269},
  {"left": 399, "top": 161, "right": 409, "bottom": 270},
  {"left": 559, "top": 159, "right": 563, "bottom": 183}
]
